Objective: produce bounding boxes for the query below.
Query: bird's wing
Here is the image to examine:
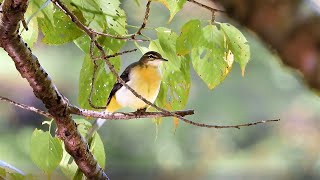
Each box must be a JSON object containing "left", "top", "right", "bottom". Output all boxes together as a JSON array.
[{"left": 106, "top": 62, "right": 139, "bottom": 106}]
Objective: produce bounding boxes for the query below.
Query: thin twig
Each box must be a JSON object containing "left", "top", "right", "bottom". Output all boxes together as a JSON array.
[
  {"left": 92, "top": 49, "right": 137, "bottom": 60},
  {"left": 88, "top": 39, "right": 106, "bottom": 109},
  {"left": 187, "top": 0, "right": 224, "bottom": 23},
  {"left": 0, "top": 96, "right": 52, "bottom": 118},
  {"left": 187, "top": 0, "right": 224, "bottom": 12}
]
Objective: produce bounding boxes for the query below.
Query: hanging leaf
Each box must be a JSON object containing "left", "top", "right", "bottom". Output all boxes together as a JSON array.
[
  {"left": 191, "top": 25, "right": 234, "bottom": 89},
  {"left": 156, "top": 27, "right": 181, "bottom": 70},
  {"left": 220, "top": 23, "right": 251, "bottom": 76},
  {"left": 30, "top": 129, "right": 63, "bottom": 175},
  {"left": 78, "top": 53, "right": 120, "bottom": 109},
  {"left": 173, "top": 117, "right": 179, "bottom": 134},
  {"left": 138, "top": 28, "right": 191, "bottom": 107},
  {"left": 176, "top": 19, "right": 202, "bottom": 56},
  {"left": 154, "top": 0, "right": 187, "bottom": 22}
]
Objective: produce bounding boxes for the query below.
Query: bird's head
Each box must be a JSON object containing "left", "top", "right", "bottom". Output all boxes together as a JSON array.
[{"left": 139, "top": 51, "right": 168, "bottom": 67}]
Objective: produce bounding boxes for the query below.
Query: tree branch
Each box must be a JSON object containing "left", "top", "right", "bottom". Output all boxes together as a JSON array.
[
  {"left": 0, "top": 96, "right": 52, "bottom": 119},
  {"left": 0, "top": 0, "right": 108, "bottom": 179},
  {"left": 0, "top": 95, "right": 278, "bottom": 129}
]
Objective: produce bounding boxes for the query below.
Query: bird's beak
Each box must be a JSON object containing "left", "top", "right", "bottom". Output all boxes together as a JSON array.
[{"left": 160, "top": 58, "right": 168, "bottom": 61}]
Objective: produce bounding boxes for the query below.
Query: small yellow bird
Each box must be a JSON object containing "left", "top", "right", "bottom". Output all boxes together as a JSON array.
[{"left": 87, "top": 51, "right": 168, "bottom": 138}]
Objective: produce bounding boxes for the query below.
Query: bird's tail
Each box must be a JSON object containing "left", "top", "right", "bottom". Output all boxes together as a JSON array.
[{"left": 86, "top": 112, "right": 108, "bottom": 140}]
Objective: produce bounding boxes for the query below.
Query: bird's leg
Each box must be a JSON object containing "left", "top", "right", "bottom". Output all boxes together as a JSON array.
[{"left": 135, "top": 107, "right": 147, "bottom": 114}]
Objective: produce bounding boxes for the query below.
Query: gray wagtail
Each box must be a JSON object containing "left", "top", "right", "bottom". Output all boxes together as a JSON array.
[{"left": 87, "top": 51, "right": 168, "bottom": 138}]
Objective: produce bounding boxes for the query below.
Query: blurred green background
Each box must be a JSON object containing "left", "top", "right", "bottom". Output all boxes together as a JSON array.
[{"left": 1, "top": 0, "right": 320, "bottom": 179}]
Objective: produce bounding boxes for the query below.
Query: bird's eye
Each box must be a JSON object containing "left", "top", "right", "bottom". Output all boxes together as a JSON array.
[{"left": 148, "top": 54, "right": 155, "bottom": 59}]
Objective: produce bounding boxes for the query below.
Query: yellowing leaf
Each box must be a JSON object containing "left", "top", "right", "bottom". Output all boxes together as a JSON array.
[
  {"left": 220, "top": 23, "right": 250, "bottom": 76},
  {"left": 154, "top": 0, "right": 187, "bottom": 22},
  {"left": 191, "top": 25, "right": 234, "bottom": 89},
  {"left": 173, "top": 117, "right": 179, "bottom": 134}
]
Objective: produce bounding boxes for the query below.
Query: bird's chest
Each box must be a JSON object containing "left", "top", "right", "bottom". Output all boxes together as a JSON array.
[
  {"left": 115, "top": 65, "right": 162, "bottom": 109},
  {"left": 130, "top": 66, "right": 162, "bottom": 95}
]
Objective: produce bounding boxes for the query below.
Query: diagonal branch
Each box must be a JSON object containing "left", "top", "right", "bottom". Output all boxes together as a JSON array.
[{"left": 0, "top": 0, "right": 108, "bottom": 179}]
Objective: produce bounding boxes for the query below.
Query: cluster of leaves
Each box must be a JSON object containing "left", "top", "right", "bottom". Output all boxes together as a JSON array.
[
  {"left": 0, "top": 120, "right": 105, "bottom": 180},
  {"left": 3, "top": 0, "right": 250, "bottom": 179}
]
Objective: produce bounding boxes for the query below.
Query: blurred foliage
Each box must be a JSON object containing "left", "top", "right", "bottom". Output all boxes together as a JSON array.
[{"left": 0, "top": 0, "right": 320, "bottom": 180}]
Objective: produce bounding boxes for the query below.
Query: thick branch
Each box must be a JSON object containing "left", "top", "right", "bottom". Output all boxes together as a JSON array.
[
  {"left": 214, "top": 0, "right": 320, "bottom": 90},
  {"left": 0, "top": 0, "right": 108, "bottom": 179}
]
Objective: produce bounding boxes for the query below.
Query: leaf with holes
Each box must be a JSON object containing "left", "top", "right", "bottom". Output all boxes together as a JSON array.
[
  {"left": 156, "top": 27, "right": 181, "bottom": 70},
  {"left": 149, "top": 39, "right": 190, "bottom": 111},
  {"left": 38, "top": 9, "right": 84, "bottom": 45},
  {"left": 30, "top": 129, "right": 63, "bottom": 175},
  {"left": 176, "top": 19, "right": 203, "bottom": 56},
  {"left": 71, "top": 0, "right": 127, "bottom": 35},
  {"left": 191, "top": 25, "right": 234, "bottom": 89},
  {"left": 78, "top": 54, "right": 120, "bottom": 109},
  {"left": 220, "top": 23, "right": 250, "bottom": 76}
]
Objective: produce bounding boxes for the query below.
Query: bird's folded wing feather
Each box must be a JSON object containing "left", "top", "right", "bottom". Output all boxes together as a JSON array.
[{"left": 106, "top": 62, "right": 139, "bottom": 106}]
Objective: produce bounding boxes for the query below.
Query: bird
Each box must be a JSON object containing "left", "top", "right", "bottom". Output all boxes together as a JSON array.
[{"left": 86, "top": 51, "right": 168, "bottom": 138}]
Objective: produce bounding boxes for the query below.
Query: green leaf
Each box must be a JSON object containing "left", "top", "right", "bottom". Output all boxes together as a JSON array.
[
  {"left": 90, "top": 133, "right": 106, "bottom": 169},
  {"left": 60, "top": 146, "right": 78, "bottom": 179},
  {"left": 21, "top": 10, "right": 39, "bottom": 48},
  {"left": 0, "top": 160, "right": 25, "bottom": 176},
  {"left": 30, "top": 129, "right": 63, "bottom": 175},
  {"left": 220, "top": 23, "right": 250, "bottom": 76},
  {"left": 78, "top": 54, "right": 120, "bottom": 109},
  {"left": 71, "top": 0, "right": 127, "bottom": 35},
  {"left": 134, "top": 0, "right": 141, "bottom": 6},
  {"left": 148, "top": 39, "right": 191, "bottom": 110},
  {"left": 7, "top": 172, "right": 28, "bottom": 180},
  {"left": 176, "top": 19, "right": 202, "bottom": 56},
  {"left": 29, "top": 0, "right": 54, "bottom": 24},
  {"left": 154, "top": 0, "right": 187, "bottom": 22},
  {"left": 0, "top": 167, "right": 6, "bottom": 179},
  {"left": 191, "top": 25, "right": 234, "bottom": 89},
  {"left": 38, "top": 9, "right": 84, "bottom": 45},
  {"left": 156, "top": 27, "right": 181, "bottom": 70}
]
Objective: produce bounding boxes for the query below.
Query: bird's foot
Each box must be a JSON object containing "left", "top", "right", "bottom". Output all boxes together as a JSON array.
[{"left": 135, "top": 108, "right": 147, "bottom": 115}]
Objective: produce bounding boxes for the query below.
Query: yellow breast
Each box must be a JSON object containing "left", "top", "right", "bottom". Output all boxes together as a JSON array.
[
  {"left": 113, "top": 65, "right": 162, "bottom": 110},
  {"left": 131, "top": 65, "right": 162, "bottom": 88}
]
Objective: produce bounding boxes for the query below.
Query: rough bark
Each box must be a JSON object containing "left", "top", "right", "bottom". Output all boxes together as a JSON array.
[
  {"left": 0, "top": 0, "right": 108, "bottom": 179},
  {"left": 214, "top": 0, "right": 320, "bottom": 90}
]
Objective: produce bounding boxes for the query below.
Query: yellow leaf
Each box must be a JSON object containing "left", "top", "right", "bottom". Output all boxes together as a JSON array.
[
  {"left": 173, "top": 117, "right": 179, "bottom": 134},
  {"left": 153, "top": 117, "right": 162, "bottom": 142}
]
